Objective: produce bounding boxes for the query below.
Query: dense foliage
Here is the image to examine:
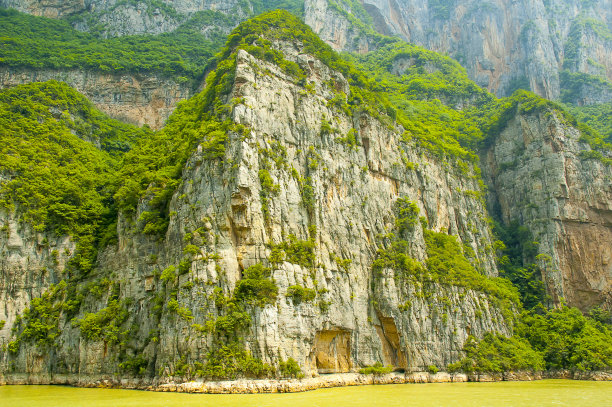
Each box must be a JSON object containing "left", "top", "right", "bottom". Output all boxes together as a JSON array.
[
  {"left": 451, "top": 306, "right": 612, "bottom": 373},
  {"left": 493, "top": 220, "right": 548, "bottom": 310},
  {"left": 0, "top": 81, "right": 151, "bottom": 274},
  {"left": 564, "top": 102, "right": 612, "bottom": 141},
  {"left": 0, "top": 8, "right": 227, "bottom": 83},
  {"left": 234, "top": 264, "right": 279, "bottom": 306},
  {"left": 517, "top": 306, "right": 612, "bottom": 371},
  {"left": 359, "top": 362, "right": 393, "bottom": 375},
  {"left": 448, "top": 332, "right": 545, "bottom": 373}
]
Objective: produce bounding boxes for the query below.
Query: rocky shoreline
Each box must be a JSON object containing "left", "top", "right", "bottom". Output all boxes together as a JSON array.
[{"left": 1, "top": 371, "right": 610, "bottom": 393}]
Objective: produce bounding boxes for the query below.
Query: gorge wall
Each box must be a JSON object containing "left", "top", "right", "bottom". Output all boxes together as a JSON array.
[
  {"left": 481, "top": 107, "right": 612, "bottom": 311},
  {"left": 3, "top": 1, "right": 611, "bottom": 103},
  {"left": 1, "top": 36, "right": 513, "bottom": 381},
  {"left": 0, "top": 0, "right": 250, "bottom": 36},
  {"left": 0, "top": 67, "right": 193, "bottom": 129},
  {"left": 305, "top": 0, "right": 612, "bottom": 102},
  {"left": 0, "top": 3, "right": 610, "bottom": 385}
]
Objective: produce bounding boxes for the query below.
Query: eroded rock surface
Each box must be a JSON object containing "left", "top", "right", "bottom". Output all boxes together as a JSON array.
[
  {"left": 481, "top": 110, "right": 612, "bottom": 310},
  {"left": 1, "top": 41, "right": 510, "bottom": 380},
  {"left": 305, "top": 0, "right": 612, "bottom": 102},
  {"left": 0, "top": 68, "right": 193, "bottom": 129}
]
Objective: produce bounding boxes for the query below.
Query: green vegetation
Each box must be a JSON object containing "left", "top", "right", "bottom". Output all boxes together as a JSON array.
[
  {"left": 493, "top": 221, "right": 548, "bottom": 310},
  {"left": 6, "top": 281, "right": 68, "bottom": 352},
  {"left": 427, "top": 365, "right": 439, "bottom": 374},
  {"left": 183, "top": 263, "right": 280, "bottom": 379},
  {"left": 474, "top": 90, "right": 611, "bottom": 164},
  {"left": 251, "top": 0, "right": 305, "bottom": 18},
  {"left": 234, "top": 263, "right": 278, "bottom": 306},
  {"left": 395, "top": 197, "right": 420, "bottom": 234},
  {"left": 118, "top": 355, "right": 148, "bottom": 376},
  {"left": 448, "top": 332, "right": 545, "bottom": 373},
  {"left": 259, "top": 169, "right": 280, "bottom": 223},
  {"left": 423, "top": 230, "right": 520, "bottom": 311},
  {"left": 167, "top": 299, "right": 194, "bottom": 320},
  {"left": 450, "top": 306, "right": 612, "bottom": 373},
  {"left": 113, "top": 113, "right": 235, "bottom": 236},
  {"left": 359, "top": 362, "right": 393, "bottom": 375},
  {"left": 428, "top": 0, "right": 454, "bottom": 20},
  {"left": 349, "top": 41, "right": 491, "bottom": 163},
  {"left": 0, "top": 8, "right": 228, "bottom": 83},
  {"left": 564, "top": 102, "right": 612, "bottom": 141},
  {"left": 0, "top": 81, "right": 152, "bottom": 276},
  {"left": 373, "top": 228, "right": 520, "bottom": 317},
  {"left": 185, "top": 263, "right": 277, "bottom": 379},
  {"left": 563, "top": 17, "right": 612, "bottom": 71},
  {"left": 270, "top": 234, "right": 316, "bottom": 269},
  {"left": 373, "top": 199, "right": 519, "bottom": 324},
  {"left": 286, "top": 284, "right": 316, "bottom": 304},
  {"left": 74, "top": 299, "right": 129, "bottom": 344},
  {"left": 559, "top": 70, "right": 612, "bottom": 105},
  {"left": 0, "top": 81, "right": 144, "bottom": 234},
  {"left": 200, "top": 342, "right": 274, "bottom": 380},
  {"left": 279, "top": 357, "right": 304, "bottom": 378},
  {"left": 517, "top": 306, "right": 612, "bottom": 371}
]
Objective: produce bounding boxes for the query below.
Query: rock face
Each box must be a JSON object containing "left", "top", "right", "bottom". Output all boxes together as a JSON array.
[
  {"left": 0, "top": 0, "right": 86, "bottom": 19},
  {"left": 0, "top": 0, "right": 251, "bottom": 37},
  {"left": 0, "top": 67, "right": 193, "bottom": 129},
  {"left": 304, "top": 0, "right": 612, "bottom": 102},
  {"left": 0, "top": 206, "right": 75, "bottom": 357},
  {"left": 3, "top": 0, "right": 611, "bottom": 103},
  {"left": 0, "top": 1, "right": 610, "bottom": 386},
  {"left": 481, "top": 109, "right": 612, "bottom": 311},
  {"left": 0, "top": 40, "right": 511, "bottom": 380}
]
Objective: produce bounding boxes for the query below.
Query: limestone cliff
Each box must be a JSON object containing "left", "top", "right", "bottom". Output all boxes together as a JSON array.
[
  {"left": 3, "top": 0, "right": 611, "bottom": 104},
  {"left": 304, "top": 0, "right": 612, "bottom": 103},
  {"left": 0, "top": 0, "right": 250, "bottom": 37},
  {"left": 0, "top": 6, "right": 610, "bottom": 386},
  {"left": 481, "top": 105, "right": 612, "bottom": 311},
  {"left": 0, "top": 22, "right": 514, "bottom": 382},
  {"left": 0, "top": 67, "right": 192, "bottom": 130}
]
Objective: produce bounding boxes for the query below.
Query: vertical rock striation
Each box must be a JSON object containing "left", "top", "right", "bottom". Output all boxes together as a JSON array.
[
  {"left": 0, "top": 68, "right": 193, "bottom": 129},
  {"left": 481, "top": 107, "right": 612, "bottom": 311},
  {"left": 1, "top": 37, "right": 512, "bottom": 381},
  {"left": 304, "top": 0, "right": 612, "bottom": 103}
]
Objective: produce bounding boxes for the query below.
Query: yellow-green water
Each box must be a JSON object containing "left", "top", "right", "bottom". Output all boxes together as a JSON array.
[{"left": 1, "top": 380, "right": 610, "bottom": 406}]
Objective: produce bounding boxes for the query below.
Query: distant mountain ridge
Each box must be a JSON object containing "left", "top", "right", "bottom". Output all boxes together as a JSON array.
[{"left": 305, "top": 0, "right": 612, "bottom": 104}]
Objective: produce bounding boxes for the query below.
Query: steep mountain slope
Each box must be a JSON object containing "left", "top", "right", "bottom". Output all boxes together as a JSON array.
[
  {"left": 0, "top": 81, "right": 150, "bottom": 371},
  {"left": 304, "top": 0, "right": 612, "bottom": 104},
  {"left": 479, "top": 95, "right": 612, "bottom": 311},
  {"left": 0, "top": 12, "right": 610, "bottom": 386},
  {"left": 0, "top": 9, "right": 610, "bottom": 387},
  {"left": 0, "top": 0, "right": 304, "bottom": 37},
  {"left": 0, "top": 8, "right": 232, "bottom": 128},
  {"left": 1, "top": 12, "right": 521, "bottom": 382},
  {"left": 0, "top": 3, "right": 304, "bottom": 129}
]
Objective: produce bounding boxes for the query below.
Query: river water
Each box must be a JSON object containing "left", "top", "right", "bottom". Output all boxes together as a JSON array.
[{"left": 1, "top": 380, "right": 610, "bottom": 406}]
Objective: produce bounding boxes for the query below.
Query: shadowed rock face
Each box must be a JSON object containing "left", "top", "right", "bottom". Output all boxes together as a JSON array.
[
  {"left": 305, "top": 0, "right": 612, "bottom": 103},
  {"left": 480, "top": 110, "right": 612, "bottom": 311},
  {"left": 312, "top": 329, "right": 352, "bottom": 373}
]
